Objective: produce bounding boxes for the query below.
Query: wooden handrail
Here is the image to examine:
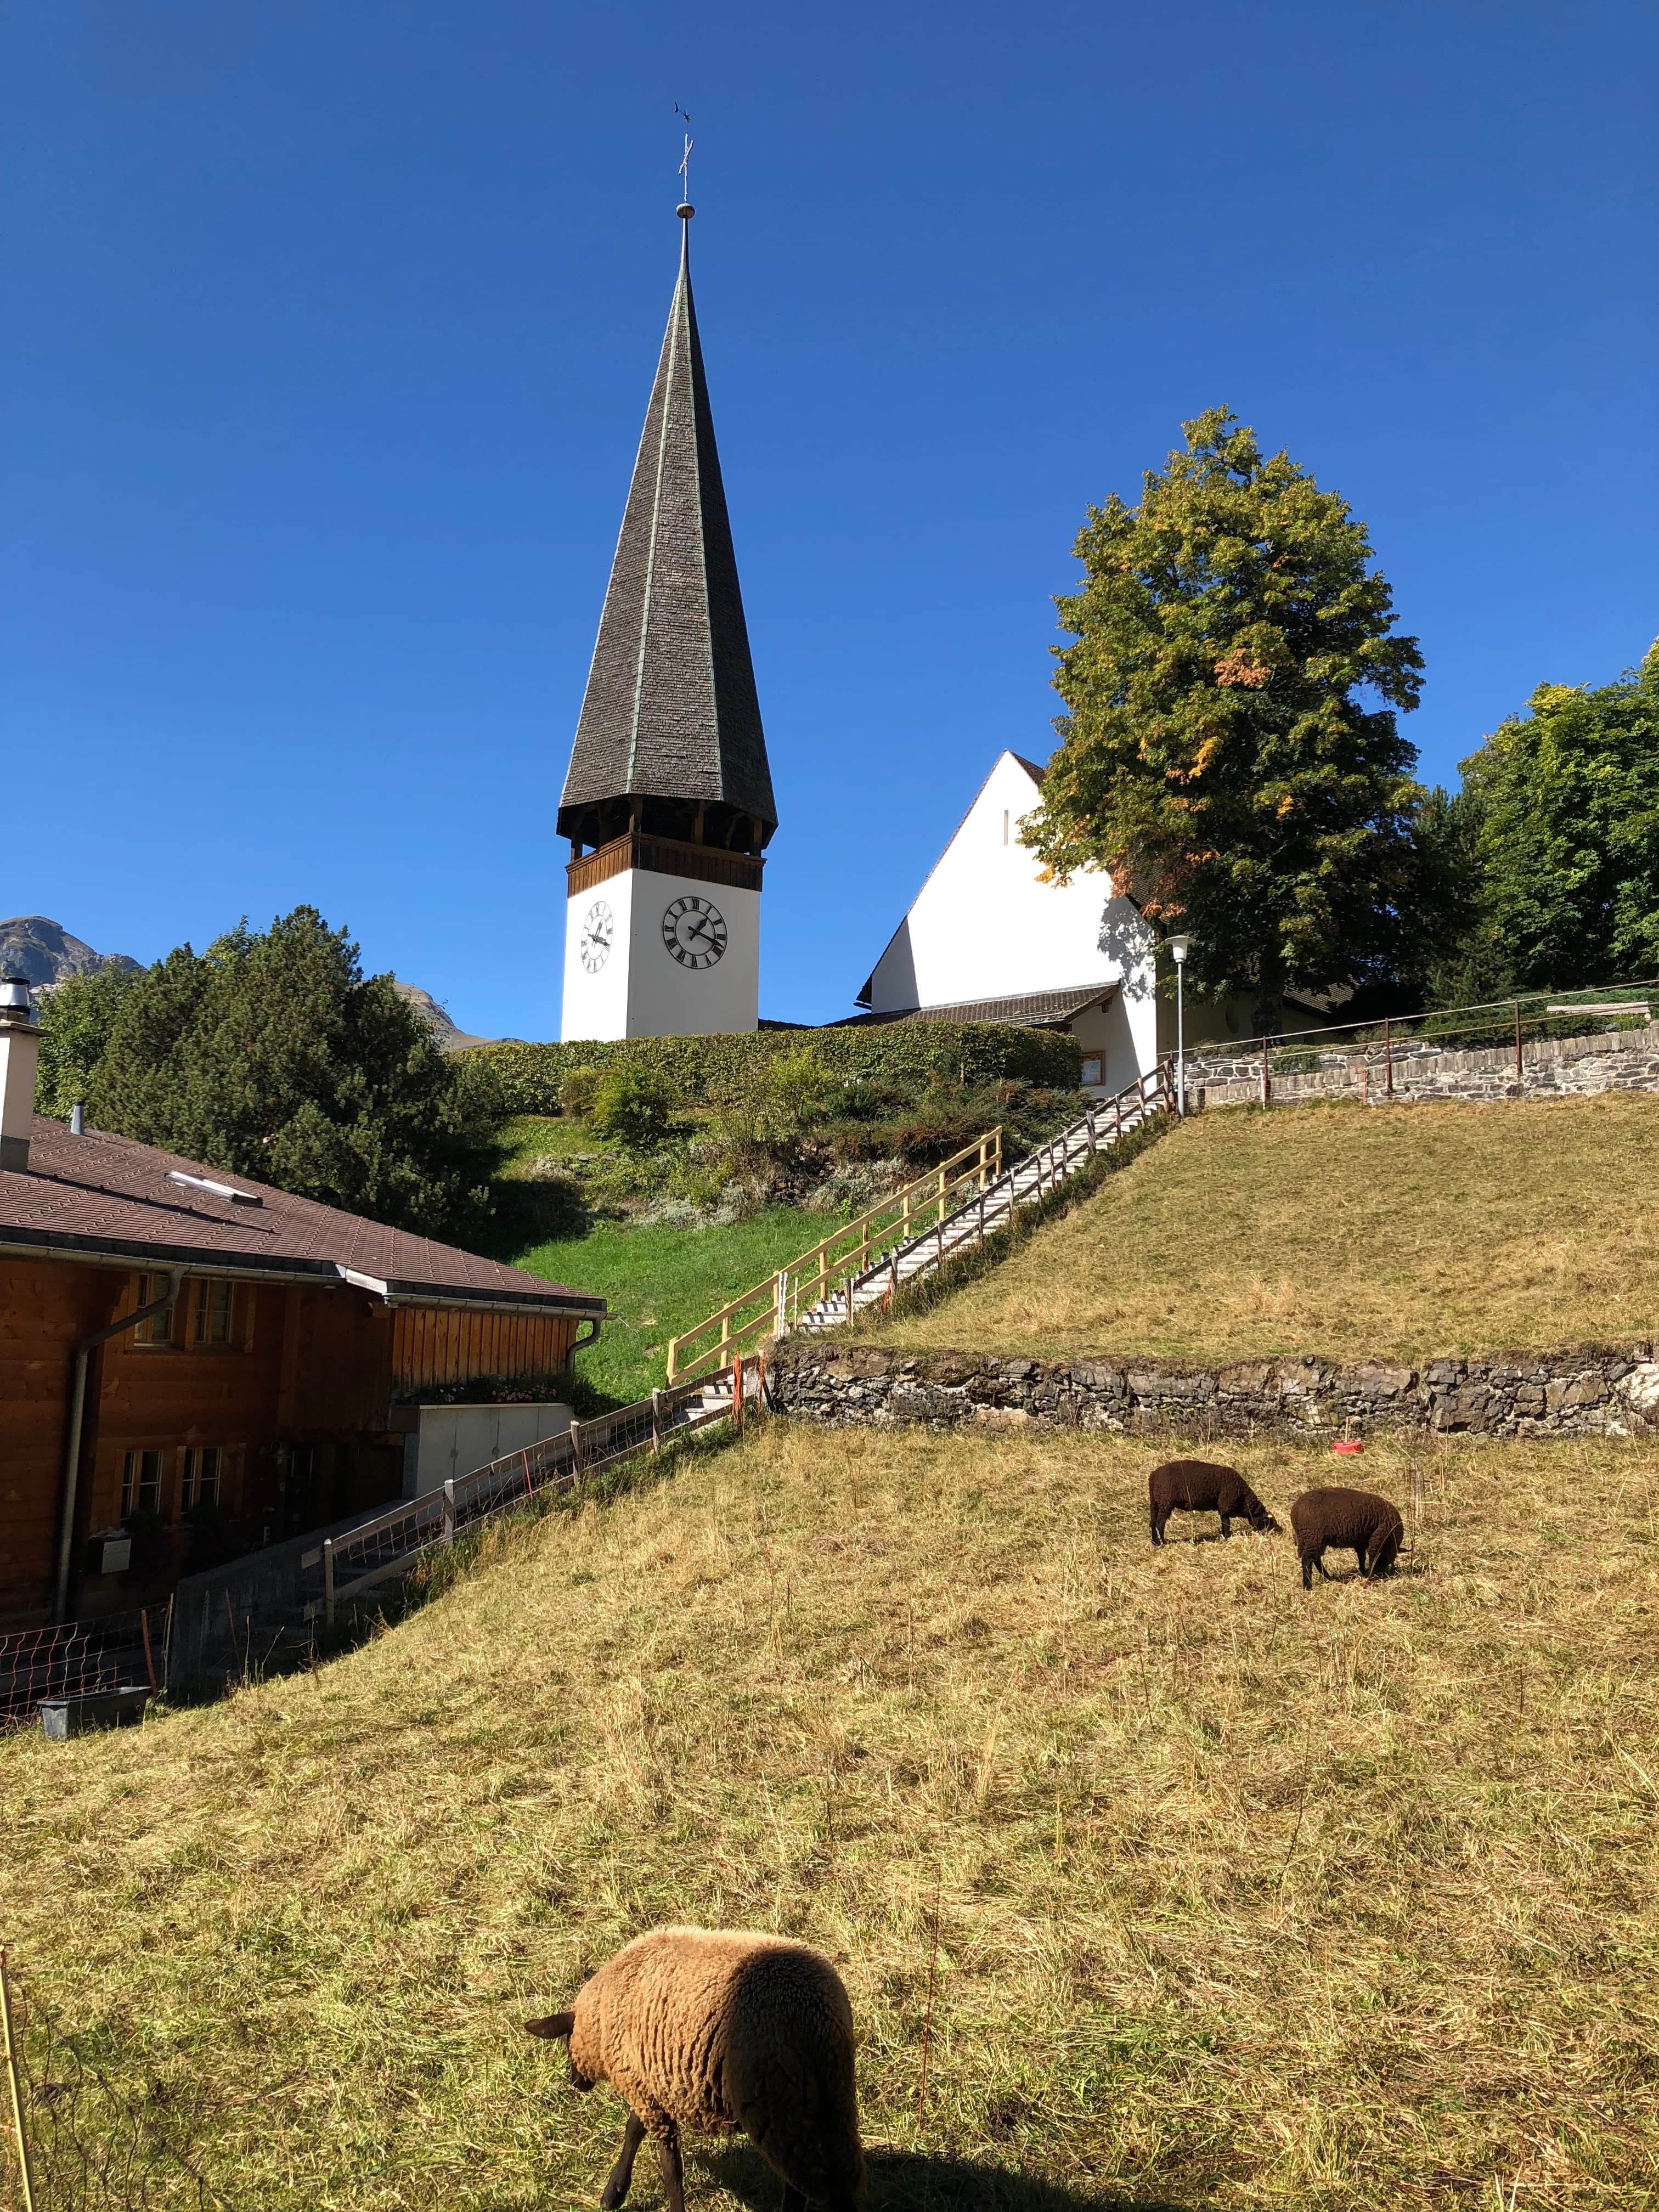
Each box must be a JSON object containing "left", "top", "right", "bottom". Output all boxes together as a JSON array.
[{"left": 667, "top": 1128, "right": 1002, "bottom": 1382}]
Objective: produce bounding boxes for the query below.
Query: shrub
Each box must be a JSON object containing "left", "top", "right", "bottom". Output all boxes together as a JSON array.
[
  {"left": 558, "top": 1065, "right": 601, "bottom": 1119},
  {"left": 467, "top": 1022, "right": 1081, "bottom": 1116},
  {"left": 587, "top": 1065, "right": 680, "bottom": 1147}
]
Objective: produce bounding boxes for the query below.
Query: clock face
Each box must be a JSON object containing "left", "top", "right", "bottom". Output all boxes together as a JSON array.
[
  {"left": 661, "top": 894, "right": 727, "bottom": 969},
  {"left": 578, "top": 899, "right": 614, "bottom": 973}
]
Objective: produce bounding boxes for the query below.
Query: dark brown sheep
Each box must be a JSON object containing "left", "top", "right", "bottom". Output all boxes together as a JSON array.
[
  {"left": 1148, "top": 1459, "right": 1278, "bottom": 1545},
  {"left": 1289, "top": 1486, "right": 1404, "bottom": 1589}
]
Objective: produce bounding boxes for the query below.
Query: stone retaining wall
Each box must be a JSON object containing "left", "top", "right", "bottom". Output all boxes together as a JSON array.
[
  {"left": 1187, "top": 1021, "right": 1659, "bottom": 1110},
  {"left": 770, "top": 1340, "right": 1659, "bottom": 1442}
]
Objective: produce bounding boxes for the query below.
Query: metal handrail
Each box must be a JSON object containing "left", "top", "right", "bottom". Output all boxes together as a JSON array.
[
  {"left": 666, "top": 1128, "right": 1003, "bottom": 1383},
  {"left": 801, "top": 1063, "right": 1169, "bottom": 1330},
  {"left": 303, "top": 1363, "right": 758, "bottom": 1626}
]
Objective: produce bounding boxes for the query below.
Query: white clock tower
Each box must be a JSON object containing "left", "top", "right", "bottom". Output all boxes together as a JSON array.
[{"left": 558, "top": 201, "right": 777, "bottom": 1041}]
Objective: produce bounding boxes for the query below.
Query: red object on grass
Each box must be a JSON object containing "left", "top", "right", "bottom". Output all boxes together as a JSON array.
[{"left": 1331, "top": 1438, "right": 1364, "bottom": 1454}]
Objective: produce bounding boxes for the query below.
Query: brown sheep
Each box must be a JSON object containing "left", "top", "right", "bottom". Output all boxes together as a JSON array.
[
  {"left": 1148, "top": 1458, "right": 1278, "bottom": 1545},
  {"left": 1289, "top": 1486, "right": 1404, "bottom": 1589},
  {"left": 525, "top": 1925, "right": 864, "bottom": 2212}
]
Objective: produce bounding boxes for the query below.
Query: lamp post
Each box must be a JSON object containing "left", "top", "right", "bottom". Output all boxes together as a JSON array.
[{"left": 1168, "top": 936, "right": 1190, "bottom": 1116}]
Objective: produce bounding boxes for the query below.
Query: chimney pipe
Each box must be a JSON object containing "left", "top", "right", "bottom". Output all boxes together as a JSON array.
[{"left": 0, "top": 977, "right": 41, "bottom": 1172}]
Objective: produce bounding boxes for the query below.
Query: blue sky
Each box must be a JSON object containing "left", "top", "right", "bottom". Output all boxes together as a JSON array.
[{"left": 2, "top": 0, "right": 1654, "bottom": 1034}]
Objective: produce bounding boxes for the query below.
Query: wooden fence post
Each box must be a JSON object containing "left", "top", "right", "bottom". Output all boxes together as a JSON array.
[
  {"left": 1384, "top": 1016, "right": 1393, "bottom": 1097},
  {"left": 1260, "top": 1042, "right": 1271, "bottom": 1110},
  {"left": 732, "top": 1350, "right": 743, "bottom": 1432},
  {"left": 1, "top": 1950, "right": 38, "bottom": 2212},
  {"left": 570, "top": 1420, "right": 584, "bottom": 1479},
  {"left": 650, "top": 1389, "right": 664, "bottom": 1453},
  {"left": 1514, "top": 999, "right": 1523, "bottom": 1082},
  {"left": 323, "top": 1537, "right": 336, "bottom": 1627},
  {"left": 441, "top": 1481, "right": 456, "bottom": 1548}
]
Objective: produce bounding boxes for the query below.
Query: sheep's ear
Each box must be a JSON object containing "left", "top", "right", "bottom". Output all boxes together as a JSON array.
[{"left": 524, "top": 2011, "right": 577, "bottom": 2041}]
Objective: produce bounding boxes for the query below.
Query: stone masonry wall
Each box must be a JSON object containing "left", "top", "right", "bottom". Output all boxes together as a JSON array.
[
  {"left": 1187, "top": 1020, "right": 1659, "bottom": 1110},
  {"left": 770, "top": 1340, "right": 1659, "bottom": 1442}
]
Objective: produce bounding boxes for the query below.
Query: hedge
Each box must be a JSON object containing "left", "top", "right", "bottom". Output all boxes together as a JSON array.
[{"left": 464, "top": 1023, "right": 1082, "bottom": 1116}]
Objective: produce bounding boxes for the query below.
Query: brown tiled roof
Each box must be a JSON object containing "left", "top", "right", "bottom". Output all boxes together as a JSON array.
[
  {"left": 0, "top": 1118, "right": 603, "bottom": 1316},
  {"left": 838, "top": 982, "right": 1119, "bottom": 1030}
]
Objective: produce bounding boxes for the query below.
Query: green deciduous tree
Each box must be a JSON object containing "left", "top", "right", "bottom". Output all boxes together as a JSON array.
[
  {"left": 81, "top": 906, "right": 499, "bottom": 1236},
  {"left": 1021, "top": 408, "right": 1428, "bottom": 1025},
  {"left": 1456, "top": 644, "right": 1659, "bottom": 990},
  {"left": 34, "top": 966, "right": 140, "bottom": 1119}
]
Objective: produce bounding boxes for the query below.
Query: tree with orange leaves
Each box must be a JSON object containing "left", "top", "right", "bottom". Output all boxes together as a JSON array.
[{"left": 1021, "top": 409, "right": 1427, "bottom": 1029}]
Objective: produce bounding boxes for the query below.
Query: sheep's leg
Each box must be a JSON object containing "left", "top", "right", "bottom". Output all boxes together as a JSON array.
[
  {"left": 1300, "top": 1553, "right": 1314, "bottom": 1590},
  {"left": 654, "top": 2124, "right": 686, "bottom": 2212},
  {"left": 1149, "top": 1508, "right": 1164, "bottom": 1545},
  {"left": 1218, "top": 1513, "right": 1231, "bottom": 1540},
  {"left": 600, "top": 2113, "right": 646, "bottom": 2210}
]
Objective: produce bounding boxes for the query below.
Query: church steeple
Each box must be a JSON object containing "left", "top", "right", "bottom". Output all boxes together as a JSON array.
[{"left": 558, "top": 206, "right": 777, "bottom": 857}]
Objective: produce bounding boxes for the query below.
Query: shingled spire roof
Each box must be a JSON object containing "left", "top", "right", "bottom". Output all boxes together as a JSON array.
[{"left": 558, "top": 210, "right": 776, "bottom": 849}]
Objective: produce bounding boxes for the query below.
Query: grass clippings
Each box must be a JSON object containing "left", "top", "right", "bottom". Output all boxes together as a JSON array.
[
  {"left": 4, "top": 1420, "right": 1657, "bottom": 2209},
  {"left": 880, "top": 1092, "right": 1659, "bottom": 1364}
]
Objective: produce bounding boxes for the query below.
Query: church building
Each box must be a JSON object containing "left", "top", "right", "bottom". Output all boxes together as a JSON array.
[
  {"left": 558, "top": 202, "right": 776, "bottom": 1041},
  {"left": 855, "top": 749, "right": 1160, "bottom": 1096}
]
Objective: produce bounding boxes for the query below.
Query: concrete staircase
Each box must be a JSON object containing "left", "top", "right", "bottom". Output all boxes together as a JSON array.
[{"left": 792, "top": 1064, "right": 1171, "bottom": 1334}]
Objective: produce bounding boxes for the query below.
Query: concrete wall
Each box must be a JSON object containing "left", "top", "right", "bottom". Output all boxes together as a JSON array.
[
  {"left": 403, "top": 1402, "right": 572, "bottom": 1498},
  {"left": 562, "top": 867, "right": 761, "bottom": 1041},
  {"left": 770, "top": 1341, "right": 1659, "bottom": 1442}
]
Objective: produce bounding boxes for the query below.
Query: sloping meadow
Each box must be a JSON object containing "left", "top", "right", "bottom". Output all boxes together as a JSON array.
[{"left": 3, "top": 1420, "right": 1656, "bottom": 2209}]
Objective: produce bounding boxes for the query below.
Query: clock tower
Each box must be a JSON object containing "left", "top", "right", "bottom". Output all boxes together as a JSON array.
[{"left": 558, "top": 201, "right": 777, "bottom": 1041}]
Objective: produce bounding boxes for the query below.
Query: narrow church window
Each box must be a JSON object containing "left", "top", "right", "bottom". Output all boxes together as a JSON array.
[{"left": 1002, "top": 810, "right": 1010, "bottom": 844}]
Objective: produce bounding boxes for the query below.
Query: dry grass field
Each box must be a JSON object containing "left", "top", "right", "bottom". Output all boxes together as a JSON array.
[
  {"left": 3, "top": 1418, "right": 1657, "bottom": 2210},
  {"left": 880, "top": 1094, "right": 1659, "bottom": 1364}
]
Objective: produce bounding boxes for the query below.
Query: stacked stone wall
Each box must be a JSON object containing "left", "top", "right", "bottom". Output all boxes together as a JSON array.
[
  {"left": 1184, "top": 1020, "right": 1659, "bottom": 1110},
  {"left": 771, "top": 1341, "right": 1659, "bottom": 1443}
]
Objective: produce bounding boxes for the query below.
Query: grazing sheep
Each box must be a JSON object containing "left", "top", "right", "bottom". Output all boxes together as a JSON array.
[
  {"left": 1148, "top": 1458, "right": 1278, "bottom": 1545},
  {"left": 1289, "top": 1486, "right": 1404, "bottom": 1589},
  {"left": 525, "top": 1925, "right": 864, "bottom": 2212}
]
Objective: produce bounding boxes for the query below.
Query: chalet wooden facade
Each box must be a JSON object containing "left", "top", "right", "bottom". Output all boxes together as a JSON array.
[{"left": 0, "top": 1092, "right": 602, "bottom": 1630}]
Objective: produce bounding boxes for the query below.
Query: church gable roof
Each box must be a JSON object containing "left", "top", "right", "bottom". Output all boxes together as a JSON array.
[{"left": 558, "top": 216, "right": 776, "bottom": 839}]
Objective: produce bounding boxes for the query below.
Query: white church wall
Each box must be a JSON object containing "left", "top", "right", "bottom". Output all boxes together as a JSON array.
[
  {"left": 865, "top": 751, "right": 1158, "bottom": 1085},
  {"left": 562, "top": 869, "right": 760, "bottom": 1042}
]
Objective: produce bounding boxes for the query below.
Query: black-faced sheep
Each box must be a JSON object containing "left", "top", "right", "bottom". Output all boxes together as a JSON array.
[
  {"left": 1289, "top": 1485, "right": 1404, "bottom": 1589},
  {"left": 1148, "top": 1458, "right": 1278, "bottom": 1545},
  {"left": 526, "top": 1925, "right": 864, "bottom": 2212}
]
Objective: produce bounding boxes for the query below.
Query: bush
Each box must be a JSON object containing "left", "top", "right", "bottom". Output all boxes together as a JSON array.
[
  {"left": 468, "top": 1022, "right": 1081, "bottom": 1116},
  {"left": 587, "top": 1065, "right": 680, "bottom": 1147},
  {"left": 69, "top": 907, "right": 498, "bottom": 1237},
  {"left": 558, "top": 1066, "right": 601, "bottom": 1119}
]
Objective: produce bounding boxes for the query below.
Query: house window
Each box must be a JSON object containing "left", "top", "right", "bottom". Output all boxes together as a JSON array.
[
  {"left": 136, "top": 1274, "right": 177, "bottom": 1346},
  {"left": 1080, "top": 1055, "right": 1104, "bottom": 1087},
  {"left": 121, "top": 1449, "right": 165, "bottom": 1517},
  {"left": 182, "top": 1446, "right": 223, "bottom": 1509},
  {"left": 193, "top": 1279, "right": 235, "bottom": 1345},
  {"left": 1002, "top": 810, "right": 1010, "bottom": 845}
]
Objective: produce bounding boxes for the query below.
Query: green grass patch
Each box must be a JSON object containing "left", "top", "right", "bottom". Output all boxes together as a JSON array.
[{"left": 515, "top": 1205, "right": 843, "bottom": 1403}]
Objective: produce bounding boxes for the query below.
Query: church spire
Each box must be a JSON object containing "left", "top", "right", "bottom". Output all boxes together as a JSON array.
[{"left": 557, "top": 205, "right": 777, "bottom": 855}]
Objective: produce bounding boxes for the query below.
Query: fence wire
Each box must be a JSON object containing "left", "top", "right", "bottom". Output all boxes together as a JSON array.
[
  {"left": 0, "top": 1954, "right": 236, "bottom": 2212},
  {"left": 0, "top": 1615, "right": 161, "bottom": 1737}
]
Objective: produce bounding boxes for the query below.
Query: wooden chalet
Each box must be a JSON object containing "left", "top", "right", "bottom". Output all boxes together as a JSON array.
[{"left": 0, "top": 990, "right": 602, "bottom": 1628}]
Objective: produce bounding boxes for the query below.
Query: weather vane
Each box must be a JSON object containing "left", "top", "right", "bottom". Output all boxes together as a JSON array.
[{"left": 674, "top": 103, "right": 693, "bottom": 207}]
